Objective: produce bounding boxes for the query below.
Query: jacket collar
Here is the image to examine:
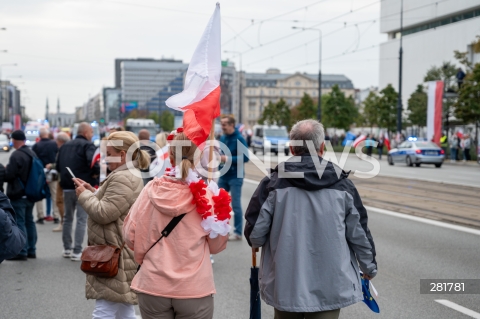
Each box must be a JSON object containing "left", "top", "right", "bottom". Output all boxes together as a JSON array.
[{"left": 101, "top": 161, "right": 138, "bottom": 185}]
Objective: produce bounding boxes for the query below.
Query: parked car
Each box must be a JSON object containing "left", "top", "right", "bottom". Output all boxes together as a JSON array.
[
  {"left": 0, "top": 134, "right": 10, "bottom": 152},
  {"left": 251, "top": 125, "right": 290, "bottom": 156},
  {"left": 387, "top": 141, "right": 445, "bottom": 168}
]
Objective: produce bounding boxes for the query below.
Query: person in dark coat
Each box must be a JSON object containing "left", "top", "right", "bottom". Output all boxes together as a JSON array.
[
  {"left": 138, "top": 129, "right": 157, "bottom": 186},
  {"left": 32, "top": 128, "right": 59, "bottom": 224},
  {"left": 56, "top": 122, "right": 99, "bottom": 261},
  {"left": 2, "top": 130, "right": 37, "bottom": 260},
  {"left": 0, "top": 191, "right": 26, "bottom": 263}
]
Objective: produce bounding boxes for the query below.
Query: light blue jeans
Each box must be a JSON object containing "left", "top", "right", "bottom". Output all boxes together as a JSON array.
[{"left": 218, "top": 177, "right": 243, "bottom": 236}]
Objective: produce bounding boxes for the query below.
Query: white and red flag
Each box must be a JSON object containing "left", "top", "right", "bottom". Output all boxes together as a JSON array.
[
  {"left": 91, "top": 147, "right": 100, "bottom": 169},
  {"left": 166, "top": 3, "right": 221, "bottom": 147},
  {"left": 427, "top": 81, "right": 444, "bottom": 145},
  {"left": 383, "top": 131, "right": 391, "bottom": 151},
  {"left": 352, "top": 134, "right": 366, "bottom": 148}
]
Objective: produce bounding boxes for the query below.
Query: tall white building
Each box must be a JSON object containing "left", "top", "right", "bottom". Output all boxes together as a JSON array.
[{"left": 379, "top": 0, "right": 480, "bottom": 104}]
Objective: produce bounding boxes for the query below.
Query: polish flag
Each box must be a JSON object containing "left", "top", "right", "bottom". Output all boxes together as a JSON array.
[
  {"left": 384, "top": 131, "right": 391, "bottom": 151},
  {"left": 166, "top": 4, "right": 221, "bottom": 147},
  {"left": 427, "top": 81, "right": 444, "bottom": 146},
  {"left": 352, "top": 134, "right": 366, "bottom": 148},
  {"left": 91, "top": 147, "right": 100, "bottom": 169}
]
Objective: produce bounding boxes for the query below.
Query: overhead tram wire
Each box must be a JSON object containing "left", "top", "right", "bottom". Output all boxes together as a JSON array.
[
  {"left": 244, "top": 19, "right": 377, "bottom": 67},
  {"left": 222, "top": 0, "right": 331, "bottom": 46},
  {"left": 281, "top": 44, "right": 381, "bottom": 71},
  {"left": 239, "top": 0, "right": 382, "bottom": 55}
]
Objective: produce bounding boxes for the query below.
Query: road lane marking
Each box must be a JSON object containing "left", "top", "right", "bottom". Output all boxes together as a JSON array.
[
  {"left": 365, "top": 206, "right": 480, "bottom": 236},
  {"left": 435, "top": 300, "right": 480, "bottom": 318},
  {"left": 244, "top": 179, "right": 480, "bottom": 236}
]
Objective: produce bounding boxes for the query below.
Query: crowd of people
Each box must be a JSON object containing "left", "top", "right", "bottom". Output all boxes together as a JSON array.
[{"left": 0, "top": 118, "right": 378, "bottom": 319}]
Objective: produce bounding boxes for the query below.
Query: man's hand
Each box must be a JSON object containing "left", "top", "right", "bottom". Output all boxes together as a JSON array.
[
  {"left": 363, "top": 273, "right": 374, "bottom": 280},
  {"left": 220, "top": 155, "right": 227, "bottom": 163},
  {"left": 45, "top": 164, "right": 52, "bottom": 170}
]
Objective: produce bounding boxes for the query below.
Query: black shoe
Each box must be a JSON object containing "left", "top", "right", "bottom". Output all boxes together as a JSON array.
[
  {"left": 36, "top": 218, "right": 44, "bottom": 224},
  {"left": 53, "top": 218, "right": 59, "bottom": 224},
  {"left": 7, "top": 255, "right": 28, "bottom": 261},
  {"left": 27, "top": 253, "right": 36, "bottom": 259}
]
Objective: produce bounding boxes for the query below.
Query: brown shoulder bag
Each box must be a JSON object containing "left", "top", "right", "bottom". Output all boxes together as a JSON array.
[{"left": 80, "top": 227, "right": 124, "bottom": 278}]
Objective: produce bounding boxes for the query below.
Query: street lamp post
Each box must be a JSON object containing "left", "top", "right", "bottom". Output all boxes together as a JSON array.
[
  {"left": 292, "top": 27, "right": 322, "bottom": 122},
  {"left": 224, "top": 50, "right": 243, "bottom": 124},
  {"left": 396, "top": 0, "right": 404, "bottom": 137}
]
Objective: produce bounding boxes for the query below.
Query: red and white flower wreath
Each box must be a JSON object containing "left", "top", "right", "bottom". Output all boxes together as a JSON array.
[{"left": 164, "top": 166, "right": 232, "bottom": 238}]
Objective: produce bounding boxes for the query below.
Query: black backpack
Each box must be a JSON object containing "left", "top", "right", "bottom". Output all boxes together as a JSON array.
[{"left": 18, "top": 148, "right": 50, "bottom": 202}]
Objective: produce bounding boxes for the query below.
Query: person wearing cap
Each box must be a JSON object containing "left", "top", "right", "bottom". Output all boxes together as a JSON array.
[{"left": 1, "top": 130, "right": 38, "bottom": 260}]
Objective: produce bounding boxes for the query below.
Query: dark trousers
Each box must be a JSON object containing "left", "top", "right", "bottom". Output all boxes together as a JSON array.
[
  {"left": 10, "top": 198, "right": 36, "bottom": 256},
  {"left": 464, "top": 148, "right": 471, "bottom": 161},
  {"left": 274, "top": 308, "right": 340, "bottom": 319}
]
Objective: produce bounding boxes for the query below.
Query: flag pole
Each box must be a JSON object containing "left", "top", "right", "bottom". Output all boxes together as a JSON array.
[{"left": 208, "top": 118, "right": 216, "bottom": 182}]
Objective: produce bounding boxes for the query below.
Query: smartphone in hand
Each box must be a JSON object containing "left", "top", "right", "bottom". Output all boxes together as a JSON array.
[{"left": 66, "top": 167, "right": 76, "bottom": 179}]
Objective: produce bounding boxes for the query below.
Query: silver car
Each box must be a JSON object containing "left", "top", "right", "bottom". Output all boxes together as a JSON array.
[
  {"left": 0, "top": 134, "right": 10, "bottom": 152},
  {"left": 387, "top": 141, "right": 445, "bottom": 168}
]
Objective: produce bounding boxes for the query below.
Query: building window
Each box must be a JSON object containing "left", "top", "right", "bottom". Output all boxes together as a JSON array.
[{"left": 295, "top": 81, "right": 301, "bottom": 86}]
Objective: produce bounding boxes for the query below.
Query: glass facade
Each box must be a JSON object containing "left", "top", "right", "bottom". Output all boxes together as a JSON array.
[{"left": 402, "top": 8, "right": 480, "bottom": 37}]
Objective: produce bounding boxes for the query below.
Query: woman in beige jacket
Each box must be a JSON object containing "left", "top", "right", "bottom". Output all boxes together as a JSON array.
[{"left": 73, "top": 131, "right": 150, "bottom": 319}]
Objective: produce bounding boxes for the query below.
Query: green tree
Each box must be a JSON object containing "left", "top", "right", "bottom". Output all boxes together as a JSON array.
[
  {"left": 454, "top": 62, "right": 480, "bottom": 144},
  {"left": 377, "top": 84, "right": 398, "bottom": 132},
  {"left": 147, "top": 113, "right": 161, "bottom": 125},
  {"left": 362, "top": 91, "right": 380, "bottom": 129},
  {"left": 293, "top": 93, "right": 316, "bottom": 121},
  {"left": 424, "top": 61, "right": 457, "bottom": 90},
  {"left": 258, "top": 98, "right": 291, "bottom": 128},
  {"left": 160, "top": 110, "right": 174, "bottom": 132},
  {"left": 407, "top": 85, "right": 428, "bottom": 127},
  {"left": 323, "top": 85, "right": 358, "bottom": 131}
]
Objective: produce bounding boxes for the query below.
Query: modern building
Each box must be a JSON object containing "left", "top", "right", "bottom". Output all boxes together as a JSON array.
[
  {"left": 103, "top": 87, "right": 121, "bottom": 123},
  {"left": 0, "top": 81, "right": 21, "bottom": 123},
  {"left": 119, "top": 58, "right": 188, "bottom": 117},
  {"left": 75, "top": 106, "right": 85, "bottom": 122},
  {"left": 242, "top": 69, "right": 355, "bottom": 126},
  {"left": 379, "top": 0, "right": 480, "bottom": 106}
]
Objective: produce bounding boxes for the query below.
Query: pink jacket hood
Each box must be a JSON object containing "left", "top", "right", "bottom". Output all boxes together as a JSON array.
[{"left": 147, "top": 176, "right": 195, "bottom": 218}]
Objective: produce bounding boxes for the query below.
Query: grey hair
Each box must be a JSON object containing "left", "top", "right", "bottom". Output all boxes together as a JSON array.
[
  {"left": 39, "top": 127, "right": 49, "bottom": 138},
  {"left": 56, "top": 132, "right": 71, "bottom": 144},
  {"left": 289, "top": 119, "right": 325, "bottom": 155}
]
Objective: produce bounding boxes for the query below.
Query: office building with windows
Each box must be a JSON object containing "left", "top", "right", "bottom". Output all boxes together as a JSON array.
[
  {"left": 242, "top": 68, "right": 355, "bottom": 127},
  {"left": 379, "top": 0, "right": 480, "bottom": 104},
  {"left": 119, "top": 59, "right": 188, "bottom": 117}
]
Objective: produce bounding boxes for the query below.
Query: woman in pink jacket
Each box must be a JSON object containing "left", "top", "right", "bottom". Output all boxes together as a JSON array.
[{"left": 123, "top": 131, "right": 230, "bottom": 319}]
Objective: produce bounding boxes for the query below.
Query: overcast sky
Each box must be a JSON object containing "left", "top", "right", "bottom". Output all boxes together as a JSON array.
[{"left": 0, "top": 0, "right": 387, "bottom": 120}]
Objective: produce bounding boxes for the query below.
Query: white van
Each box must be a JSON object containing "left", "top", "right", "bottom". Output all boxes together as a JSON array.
[{"left": 251, "top": 125, "right": 290, "bottom": 156}]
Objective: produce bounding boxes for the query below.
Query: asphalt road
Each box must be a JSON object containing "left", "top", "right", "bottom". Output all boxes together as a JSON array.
[
  {"left": 245, "top": 151, "right": 480, "bottom": 188},
  {"left": 1, "top": 150, "right": 480, "bottom": 318}
]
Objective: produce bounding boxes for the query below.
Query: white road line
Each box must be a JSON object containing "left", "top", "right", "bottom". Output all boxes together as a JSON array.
[
  {"left": 435, "top": 300, "right": 480, "bottom": 318},
  {"left": 244, "top": 178, "right": 480, "bottom": 236},
  {"left": 365, "top": 206, "right": 480, "bottom": 236}
]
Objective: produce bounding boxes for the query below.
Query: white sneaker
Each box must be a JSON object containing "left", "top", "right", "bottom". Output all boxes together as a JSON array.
[
  {"left": 228, "top": 233, "right": 242, "bottom": 241},
  {"left": 62, "top": 249, "right": 72, "bottom": 258},
  {"left": 70, "top": 252, "right": 82, "bottom": 261}
]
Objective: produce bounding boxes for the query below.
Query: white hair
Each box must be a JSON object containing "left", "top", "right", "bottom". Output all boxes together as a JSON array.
[
  {"left": 39, "top": 127, "right": 49, "bottom": 138},
  {"left": 289, "top": 119, "right": 325, "bottom": 155}
]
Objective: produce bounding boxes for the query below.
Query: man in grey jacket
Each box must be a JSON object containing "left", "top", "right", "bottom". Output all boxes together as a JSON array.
[{"left": 244, "top": 119, "right": 377, "bottom": 319}]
